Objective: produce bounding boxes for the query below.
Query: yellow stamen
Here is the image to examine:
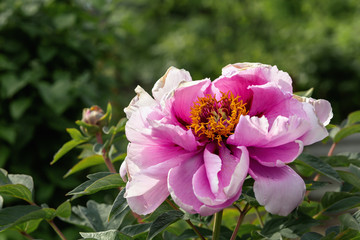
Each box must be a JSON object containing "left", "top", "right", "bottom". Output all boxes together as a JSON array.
[{"left": 188, "top": 91, "right": 247, "bottom": 145}]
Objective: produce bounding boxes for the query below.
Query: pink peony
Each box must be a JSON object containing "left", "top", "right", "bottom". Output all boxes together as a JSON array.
[{"left": 120, "top": 63, "right": 332, "bottom": 216}]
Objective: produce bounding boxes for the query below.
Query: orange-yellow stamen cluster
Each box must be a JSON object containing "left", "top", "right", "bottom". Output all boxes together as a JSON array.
[{"left": 188, "top": 91, "right": 247, "bottom": 145}]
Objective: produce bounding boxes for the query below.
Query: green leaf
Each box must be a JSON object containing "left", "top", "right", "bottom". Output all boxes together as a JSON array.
[
  {"left": 346, "top": 110, "right": 360, "bottom": 126},
  {"left": 0, "top": 73, "right": 28, "bottom": 98},
  {"left": 0, "top": 205, "right": 49, "bottom": 231},
  {"left": 66, "top": 128, "right": 86, "bottom": 141},
  {"left": 147, "top": 210, "right": 184, "bottom": 240},
  {"left": 173, "top": 227, "right": 213, "bottom": 240},
  {"left": 321, "top": 192, "right": 360, "bottom": 213},
  {"left": 15, "top": 219, "right": 43, "bottom": 234},
  {"left": 51, "top": 139, "right": 87, "bottom": 165},
  {"left": 0, "top": 125, "right": 16, "bottom": 144},
  {"left": 340, "top": 213, "right": 360, "bottom": 231},
  {"left": 9, "top": 98, "right": 32, "bottom": 120},
  {"left": 53, "top": 14, "right": 76, "bottom": 30},
  {"left": 296, "top": 153, "right": 342, "bottom": 183},
  {"left": 80, "top": 230, "right": 127, "bottom": 240},
  {"left": 337, "top": 170, "right": 360, "bottom": 190},
  {"left": 0, "top": 184, "right": 33, "bottom": 204},
  {"left": 334, "top": 124, "right": 360, "bottom": 143},
  {"left": 63, "top": 200, "right": 129, "bottom": 231},
  {"left": 55, "top": 200, "right": 71, "bottom": 218},
  {"left": 300, "top": 232, "right": 323, "bottom": 240},
  {"left": 120, "top": 223, "right": 151, "bottom": 237},
  {"left": 67, "top": 172, "right": 124, "bottom": 197},
  {"left": 108, "top": 189, "right": 128, "bottom": 221},
  {"left": 349, "top": 164, "right": 360, "bottom": 178},
  {"left": 294, "top": 88, "right": 313, "bottom": 97},
  {"left": 64, "top": 155, "right": 104, "bottom": 178},
  {"left": 8, "top": 174, "right": 34, "bottom": 193}
]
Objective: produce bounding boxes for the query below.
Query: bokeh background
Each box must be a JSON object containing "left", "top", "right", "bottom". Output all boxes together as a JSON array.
[{"left": 0, "top": 0, "right": 359, "bottom": 238}]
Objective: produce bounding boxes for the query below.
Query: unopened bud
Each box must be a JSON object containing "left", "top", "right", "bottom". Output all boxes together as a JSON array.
[{"left": 82, "top": 106, "right": 104, "bottom": 126}]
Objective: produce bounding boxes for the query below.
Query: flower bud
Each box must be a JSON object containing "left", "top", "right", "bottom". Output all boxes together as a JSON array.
[{"left": 82, "top": 106, "right": 104, "bottom": 126}]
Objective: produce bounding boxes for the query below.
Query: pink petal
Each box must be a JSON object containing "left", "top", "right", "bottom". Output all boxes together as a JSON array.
[
  {"left": 149, "top": 121, "right": 198, "bottom": 152},
  {"left": 192, "top": 146, "right": 249, "bottom": 207},
  {"left": 249, "top": 160, "right": 305, "bottom": 216},
  {"left": 299, "top": 102, "right": 329, "bottom": 145},
  {"left": 126, "top": 142, "right": 192, "bottom": 177},
  {"left": 125, "top": 174, "right": 169, "bottom": 215},
  {"left": 124, "top": 86, "right": 157, "bottom": 119},
  {"left": 227, "top": 115, "right": 269, "bottom": 146},
  {"left": 203, "top": 144, "right": 222, "bottom": 194},
  {"left": 222, "top": 146, "right": 249, "bottom": 197},
  {"left": 248, "top": 140, "right": 303, "bottom": 167},
  {"left": 219, "top": 63, "right": 293, "bottom": 94},
  {"left": 168, "top": 154, "right": 204, "bottom": 214},
  {"left": 152, "top": 67, "right": 192, "bottom": 104},
  {"left": 171, "top": 79, "right": 212, "bottom": 126},
  {"left": 248, "top": 83, "right": 306, "bottom": 125},
  {"left": 295, "top": 97, "right": 333, "bottom": 126},
  {"left": 266, "top": 115, "right": 310, "bottom": 147}
]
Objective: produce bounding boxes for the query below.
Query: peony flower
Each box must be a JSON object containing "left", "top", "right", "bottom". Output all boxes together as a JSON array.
[{"left": 120, "top": 63, "right": 332, "bottom": 216}]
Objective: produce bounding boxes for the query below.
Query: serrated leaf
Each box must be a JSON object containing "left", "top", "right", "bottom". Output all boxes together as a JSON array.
[
  {"left": 80, "top": 230, "right": 127, "bottom": 240},
  {"left": 64, "top": 155, "right": 104, "bottom": 178},
  {"left": 340, "top": 213, "right": 360, "bottom": 231},
  {"left": 147, "top": 210, "right": 184, "bottom": 240},
  {"left": 55, "top": 200, "right": 71, "bottom": 218},
  {"left": 108, "top": 188, "right": 128, "bottom": 221},
  {"left": 346, "top": 110, "right": 360, "bottom": 126},
  {"left": 0, "top": 205, "right": 48, "bottom": 231},
  {"left": 120, "top": 223, "right": 151, "bottom": 237},
  {"left": 296, "top": 153, "right": 342, "bottom": 183},
  {"left": 51, "top": 139, "right": 87, "bottom": 165},
  {"left": 66, "top": 128, "right": 86, "bottom": 141},
  {"left": 67, "top": 172, "right": 124, "bottom": 197},
  {"left": 334, "top": 124, "right": 360, "bottom": 143},
  {"left": 0, "top": 184, "right": 33, "bottom": 204}
]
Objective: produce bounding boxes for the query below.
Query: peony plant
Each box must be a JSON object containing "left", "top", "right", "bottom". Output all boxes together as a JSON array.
[
  {"left": 121, "top": 63, "right": 332, "bottom": 217},
  {"left": 2, "top": 63, "right": 360, "bottom": 240}
]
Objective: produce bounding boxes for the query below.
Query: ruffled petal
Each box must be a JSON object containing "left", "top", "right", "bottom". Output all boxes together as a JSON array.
[
  {"left": 248, "top": 83, "right": 306, "bottom": 125},
  {"left": 171, "top": 79, "right": 212, "bottom": 126},
  {"left": 124, "top": 86, "right": 157, "bottom": 119},
  {"left": 125, "top": 174, "right": 169, "bottom": 215},
  {"left": 152, "top": 67, "right": 192, "bottom": 105},
  {"left": 221, "top": 63, "right": 293, "bottom": 93},
  {"left": 248, "top": 140, "right": 303, "bottom": 167},
  {"left": 299, "top": 102, "right": 329, "bottom": 145},
  {"left": 168, "top": 154, "right": 204, "bottom": 214},
  {"left": 294, "top": 96, "right": 333, "bottom": 126},
  {"left": 192, "top": 146, "right": 249, "bottom": 207},
  {"left": 249, "top": 160, "right": 305, "bottom": 216},
  {"left": 227, "top": 115, "right": 269, "bottom": 146}
]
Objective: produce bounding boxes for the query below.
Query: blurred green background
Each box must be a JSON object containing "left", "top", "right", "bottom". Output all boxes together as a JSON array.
[{"left": 0, "top": 0, "right": 359, "bottom": 238}]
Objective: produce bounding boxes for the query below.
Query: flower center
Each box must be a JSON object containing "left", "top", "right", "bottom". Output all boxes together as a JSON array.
[{"left": 188, "top": 91, "right": 247, "bottom": 145}]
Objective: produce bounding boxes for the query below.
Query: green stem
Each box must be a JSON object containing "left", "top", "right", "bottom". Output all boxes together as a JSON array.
[
  {"left": 165, "top": 199, "right": 205, "bottom": 240},
  {"left": 254, "top": 207, "right": 264, "bottom": 228},
  {"left": 20, "top": 231, "right": 34, "bottom": 240},
  {"left": 48, "top": 220, "right": 67, "bottom": 240},
  {"left": 96, "top": 132, "right": 117, "bottom": 173},
  {"left": 230, "top": 204, "right": 251, "bottom": 240},
  {"left": 212, "top": 210, "right": 223, "bottom": 240}
]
